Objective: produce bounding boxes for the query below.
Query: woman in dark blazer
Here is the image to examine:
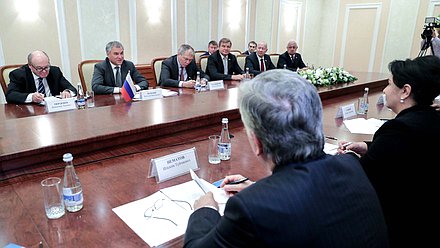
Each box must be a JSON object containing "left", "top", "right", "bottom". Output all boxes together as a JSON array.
[{"left": 339, "top": 55, "right": 440, "bottom": 247}]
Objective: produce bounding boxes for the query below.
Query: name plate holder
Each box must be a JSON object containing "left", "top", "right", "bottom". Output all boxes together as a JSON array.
[
  {"left": 335, "top": 103, "right": 357, "bottom": 119},
  {"left": 149, "top": 147, "right": 199, "bottom": 183},
  {"left": 139, "top": 89, "right": 163, "bottom": 100},
  {"left": 45, "top": 96, "right": 76, "bottom": 113},
  {"left": 207, "top": 80, "right": 225, "bottom": 91}
]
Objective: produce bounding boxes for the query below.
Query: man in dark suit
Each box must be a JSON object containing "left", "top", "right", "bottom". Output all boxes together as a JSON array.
[
  {"left": 277, "top": 40, "right": 307, "bottom": 71},
  {"left": 159, "top": 44, "right": 209, "bottom": 88},
  {"left": 242, "top": 40, "right": 257, "bottom": 55},
  {"left": 206, "top": 38, "right": 245, "bottom": 81},
  {"left": 200, "top": 40, "right": 218, "bottom": 57},
  {"left": 244, "top": 41, "right": 275, "bottom": 76},
  {"left": 184, "top": 69, "right": 389, "bottom": 247},
  {"left": 6, "top": 50, "right": 77, "bottom": 104},
  {"left": 91, "top": 41, "right": 148, "bottom": 94}
]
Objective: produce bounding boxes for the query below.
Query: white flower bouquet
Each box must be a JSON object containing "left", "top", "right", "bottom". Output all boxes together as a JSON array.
[{"left": 298, "top": 67, "right": 358, "bottom": 86}]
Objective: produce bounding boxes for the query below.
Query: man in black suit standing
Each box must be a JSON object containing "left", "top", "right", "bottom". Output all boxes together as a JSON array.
[
  {"left": 244, "top": 41, "right": 275, "bottom": 76},
  {"left": 6, "top": 50, "right": 77, "bottom": 104},
  {"left": 206, "top": 38, "right": 245, "bottom": 81},
  {"left": 159, "top": 44, "right": 209, "bottom": 88},
  {"left": 92, "top": 41, "right": 148, "bottom": 94},
  {"left": 277, "top": 40, "right": 307, "bottom": 71},
  {"left": 184, "top": 69, "right": 389, "bottom": 247}
]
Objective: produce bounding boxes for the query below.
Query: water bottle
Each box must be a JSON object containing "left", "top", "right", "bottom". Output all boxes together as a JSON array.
[
  {"left": 245, "top": 67, "right": 250, "bottom": 80},
  {"left": 195, "top": 71, "right": 202, "bottom": 91},
  {"left": 283, "top": 64, "right": 287, "bottom": 69},
  {"left": 357, "top": 87, "right": 369, "bottom": 114},
  {"left": 76, "top": 83, "right": 86, "bottom": 109},
  {"left": 218, "top": 118, "right": 231, "bottom": 160},
  {"left": 62, "top": 153, "right": 84, "bottom": 212}
]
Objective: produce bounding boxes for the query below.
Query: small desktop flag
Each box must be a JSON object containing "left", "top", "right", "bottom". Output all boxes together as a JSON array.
[{"left": 121, "top": 71, "right": 136, "bottom": 102}]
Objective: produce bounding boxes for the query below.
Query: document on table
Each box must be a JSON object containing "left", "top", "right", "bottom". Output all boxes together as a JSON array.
[
  {"left": 343, "top": 118, "right": 386, "bottom": 134},
  {"left": 324, "top": 143, "right": 339, "bottom": 155},
  {"left": 112, "top": 179, "right": 228, "bottom": 247}
]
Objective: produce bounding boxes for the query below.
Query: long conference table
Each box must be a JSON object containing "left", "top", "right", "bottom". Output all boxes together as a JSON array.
[{"left": 0, "top": 72, "right": 395, "bottom": 248}]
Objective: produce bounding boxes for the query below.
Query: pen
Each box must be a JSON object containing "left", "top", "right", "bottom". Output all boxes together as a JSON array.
[
  {"left": 341, "top": 142, "right": 353, "bottom": 149},
  {"left": 325, "top": 136, "right": 338, "bottom": 141},
  {"left": 226, "top": 178, "right": 249, "bottom": 185}
]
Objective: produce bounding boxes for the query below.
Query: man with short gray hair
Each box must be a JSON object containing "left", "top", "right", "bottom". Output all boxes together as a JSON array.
[
  {"left": 184, "top": 69, "right": 389, "bottom": 247},
  {"left": 92, "top": 41, "right": 148, "bottom": 94},
  {"left": 159, "top": 44, "right": 209, "bottom": 88}
]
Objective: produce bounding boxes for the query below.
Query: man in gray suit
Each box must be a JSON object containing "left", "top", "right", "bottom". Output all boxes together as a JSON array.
[
  {"left": 92, "top": 41, "right": 148, "bottom": 94},
  {"left": 184, "top": 69, "right": 389, "bottom": 248}
]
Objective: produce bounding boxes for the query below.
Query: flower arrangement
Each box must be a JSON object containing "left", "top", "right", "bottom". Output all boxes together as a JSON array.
[{"left": 298, "top": 67, "right": 358, "bottom": 87}]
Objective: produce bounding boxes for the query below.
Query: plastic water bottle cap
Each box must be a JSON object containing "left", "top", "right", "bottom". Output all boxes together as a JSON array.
[{"left": 63, "top": 153, "right": 73, "bottom": 162}]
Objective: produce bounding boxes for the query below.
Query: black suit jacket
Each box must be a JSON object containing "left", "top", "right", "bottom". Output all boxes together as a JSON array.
[
  {"left": 91, "top": 58, "right": 148, "bottom": 94},
  {"left": 185, "top": 153, "right": 389, "bottom": 247},
  {"left": 159, "top": 55, "right": 209, "bottom": 87},
  {"left": 277, "top": 51, "right": 306, "bottom": 71},
  {"left": 206, "top": 50, "right": 244, "bottom": 80},
  {"left": 360, "top": 105, "right": 440, "bottom": 247},
  {"left": 245, "top": 53, "right": 275, "bottom": 76},
  {"left": 6, "top": 65, "right": 76, "bottom": 104}
]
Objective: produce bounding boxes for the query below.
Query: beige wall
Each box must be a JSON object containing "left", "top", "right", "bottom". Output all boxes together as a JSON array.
[{"left": 1, "top": 0, "right": 439, "bottom": 94}]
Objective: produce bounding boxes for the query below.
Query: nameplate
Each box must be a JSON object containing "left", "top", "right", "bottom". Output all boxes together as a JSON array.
[
  {"left": 335, "top": 103, "right": 357, "bottom": 119},
  {"left": 139, "top": 89, "right": 163, "bottom": 100},
  {"left": 207, "top": 80, "right": 224, "bottom": 91},
  {"left": 44, "top": 97, "right": 76, "bottom": 113},
  {"left": 149, "top": 147, "right": 199, "bottom": 183}
]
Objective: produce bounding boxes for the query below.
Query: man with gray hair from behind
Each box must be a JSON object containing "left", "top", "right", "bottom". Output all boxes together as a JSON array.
[{"left": 184, "top": 69, "right": 389, "bottom": 248}]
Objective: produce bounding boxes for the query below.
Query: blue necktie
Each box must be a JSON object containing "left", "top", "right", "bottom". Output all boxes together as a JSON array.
[{"left": 37, "top": 77, "right": 45, "bottom": 96}]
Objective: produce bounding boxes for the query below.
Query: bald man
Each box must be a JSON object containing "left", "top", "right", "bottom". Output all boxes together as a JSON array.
[
  {"left": 6, "top": 50, "right": 76, "bottom": 104},
  {"left": 244, "top": 41, "right": 276, "bottom": 76},
  {"left": 277, "top": 40, "right": 307, "bottom": 71}
]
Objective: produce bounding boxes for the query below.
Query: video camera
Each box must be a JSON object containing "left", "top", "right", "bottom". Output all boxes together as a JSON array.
[{"left": 421, "top": 16, "right": 440, "bottom": 40}]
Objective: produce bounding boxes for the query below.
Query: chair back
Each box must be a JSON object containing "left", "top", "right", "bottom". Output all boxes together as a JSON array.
[
  {"left": 135, "top": 64, "right": 156, "bottom": 88},
  {"left": 236, "top": 55, "right": 247, "bottom": 71},
  {"left": 78, "top": 60, "right": 102, "bottom": 92},
  {"left": 270, "top": 54, "right": 280, "bottom": 68},
  {"left": 194, "top": 50, "right": 207, "bottom": 68},
  {"left": 230, "top": 50, "right": 242, "bottom": 56},
  {"left": 151, "top": 57, "right": 168, "bottom": 86},
  {"left": 0, "top": 64, "right": 23, "bottom": 103},
  {"left": 199, "top": 55, "right": 209, "bottom": 72}
]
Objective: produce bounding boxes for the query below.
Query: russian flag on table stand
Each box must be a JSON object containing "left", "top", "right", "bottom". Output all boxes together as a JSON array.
[{"left": 121, "top": 70, "right": 136, "bottom": 102}]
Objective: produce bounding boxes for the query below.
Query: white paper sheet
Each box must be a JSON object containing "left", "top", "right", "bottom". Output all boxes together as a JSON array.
[
  {"left": 324, "top": 143, "right": 339, "bottom": 155},
  {"left": 113, "top": 179, "right": 228, "bottom": 247},
  {"left": 343, "top": 118, "right": 386, "bottom": 134}
]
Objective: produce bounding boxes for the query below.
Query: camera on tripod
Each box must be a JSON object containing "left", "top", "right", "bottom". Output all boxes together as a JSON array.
[{"left": 421, "top": 16, "right": 440, "bottom": 40}]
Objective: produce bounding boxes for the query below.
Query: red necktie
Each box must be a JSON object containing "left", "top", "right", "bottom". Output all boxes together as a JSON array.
[
  {"left": 180, "top": 67, "right": 184, "bottom": 81},
  {"left": 260, "top": 58, "right": 265, "bottom": 72}
]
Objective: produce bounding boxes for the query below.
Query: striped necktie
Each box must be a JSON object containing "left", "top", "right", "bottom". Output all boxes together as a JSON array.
[{"left": 37, "top": 77, "right": 45, "bottom": 96}]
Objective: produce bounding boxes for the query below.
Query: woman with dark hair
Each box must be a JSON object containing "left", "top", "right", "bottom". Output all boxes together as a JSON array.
[{"left": 339, "top": 55, "right": 440, "bottom": 247}]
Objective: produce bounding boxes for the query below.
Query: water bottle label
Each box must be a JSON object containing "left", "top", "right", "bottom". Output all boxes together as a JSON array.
[
  {"left": 218, "top": 143, "right": 231, "bottom": 154},
  {"left": 63, "top": 188, "right": 83, "bottom": 206},
  {"left": 77, "top": 99, "right": 85, "bottom": 107}
]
